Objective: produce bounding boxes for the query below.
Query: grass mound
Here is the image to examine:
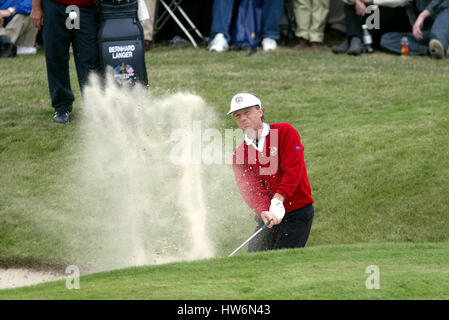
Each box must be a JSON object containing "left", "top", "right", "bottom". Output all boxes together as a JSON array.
[{"left": 1, "top": 242, "right": 449, "bottom": 299}]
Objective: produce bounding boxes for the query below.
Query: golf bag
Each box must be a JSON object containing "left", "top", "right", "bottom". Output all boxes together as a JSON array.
[{"left": 98, "top": 0, "right": 148, "bottom": 86}]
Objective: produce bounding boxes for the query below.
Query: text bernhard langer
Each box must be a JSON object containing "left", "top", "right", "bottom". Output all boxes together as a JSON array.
[{"left": 109, "top": 45, "right": 136, "bottom": 59}]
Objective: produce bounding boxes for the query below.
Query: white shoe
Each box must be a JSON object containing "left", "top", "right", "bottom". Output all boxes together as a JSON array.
[
  {"left": 209, "top": 33, "right": 228, "bottom": 52},
  {"left": 429, "top": 39, "right": 445, "bottom": 59},
  {"left": 16, "top": 46, "right": 37, "bottom": 56},
  {"left": 262, "top": 38, "right": 277, "bottom": 51}
]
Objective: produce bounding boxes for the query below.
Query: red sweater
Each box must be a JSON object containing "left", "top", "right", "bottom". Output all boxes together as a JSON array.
[
  {"left": 232, "top": 123, "right": 313, "bottom": 218},
  {"left": 53, "top": 0, "right": 96, "bottom": 6}
]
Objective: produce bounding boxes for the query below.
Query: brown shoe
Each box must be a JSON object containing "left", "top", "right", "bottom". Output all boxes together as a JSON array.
[
  {"left": 310, "top": 42, "right": 323, "bottom": 50},
  {"left": 292, "top": 38, "right": 309, "bottom": 51},
  {"left": 144, "top": 40, "right": 152, "bottom": 52}
]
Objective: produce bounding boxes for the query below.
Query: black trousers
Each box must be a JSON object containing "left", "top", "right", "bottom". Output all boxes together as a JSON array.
[
  {"left": 344, "top": 4, "right": 411, "bottom": 46},
  {"left": 42, "top": 0, "right": 100, "bottom": 112},
  {"left": 247, "top": 204, "right": 314, "bottom": 252}
]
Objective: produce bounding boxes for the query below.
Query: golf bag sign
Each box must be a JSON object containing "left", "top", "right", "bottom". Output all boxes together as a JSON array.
[{"left": 98, "top": 0, "right": 148, "bottom": 86}]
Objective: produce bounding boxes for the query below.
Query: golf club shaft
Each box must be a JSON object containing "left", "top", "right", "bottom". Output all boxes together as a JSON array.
[{"left": 229, "top": 220, "right": 271, "bottom": 257}]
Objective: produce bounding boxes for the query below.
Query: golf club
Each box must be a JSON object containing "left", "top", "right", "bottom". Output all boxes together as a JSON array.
[{"left": 229, "top": 220, "right": 272, "bottom": 257}]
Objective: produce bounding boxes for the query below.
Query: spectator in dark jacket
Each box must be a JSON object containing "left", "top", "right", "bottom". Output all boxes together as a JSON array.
[
  {"left": 332, "top": 0, "right": 412, "bottom": 55},
  {"left": 380, "top": 0, "right": 449, "bottom": 58}
]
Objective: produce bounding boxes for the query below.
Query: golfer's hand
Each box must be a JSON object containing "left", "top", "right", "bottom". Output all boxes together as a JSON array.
[
  {"left": 261, "top": 211, "right": 279, "bottom": 229},
  {"left": 31, "top": 5, "right": 44, "bottom": 29}
]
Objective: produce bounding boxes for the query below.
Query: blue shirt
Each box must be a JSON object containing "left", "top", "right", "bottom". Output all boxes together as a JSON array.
[
  {"left": 1, "top": 0, "right": 32, "bottom": 15},
  {"left": 0, "top": 0, "right": 32, "bottom": 25}
]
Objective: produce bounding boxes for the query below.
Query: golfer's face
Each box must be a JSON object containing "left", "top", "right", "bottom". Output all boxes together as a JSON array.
[{"left": 233, "top": 106, "right": 263, "bottom": 134}]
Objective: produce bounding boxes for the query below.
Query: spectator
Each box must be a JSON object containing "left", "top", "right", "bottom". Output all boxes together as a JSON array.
[
  {"left": 31, "top": 0, "right": 100, "bottom": 123},
  {"left": 292, "top": 0, "right": 330, "bottom": 50},
  {"left": 0, "top": 0, "right": 38, "bottom": 55},
  {"left": 332, "top": 0, "right": 412, "bottom": 55},
  {"left": 209, "top": 0, "right": 285, "bottom": 52},
  {"left": 327, "top": 0, "right": 346, "bottom": 34},
  {"left": 380, "top": 0, "right": 449, "bottom": 59},
  {"left": 142, "top": 0, "right": 157, "bottom": 51}
]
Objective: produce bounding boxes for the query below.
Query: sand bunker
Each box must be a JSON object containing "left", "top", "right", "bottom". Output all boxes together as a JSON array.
[{"left": 0, "top": 268, "right": 64, "bottom": 290}]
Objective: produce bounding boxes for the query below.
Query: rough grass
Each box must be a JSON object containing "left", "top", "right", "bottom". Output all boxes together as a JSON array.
[
  {"left": 1, "top": 45, "right": 449, "bottom": 272},
  {"left": 1, "top": 242, "right": 449, "bottom": 299}
]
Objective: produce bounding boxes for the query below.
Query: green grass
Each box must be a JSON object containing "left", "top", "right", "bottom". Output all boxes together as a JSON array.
[
  {"left": 1, "top": 45, "right": 449, "bottom": 275},
  {"left": 1, "top": 242, "right": 449, "bottom": 299}
]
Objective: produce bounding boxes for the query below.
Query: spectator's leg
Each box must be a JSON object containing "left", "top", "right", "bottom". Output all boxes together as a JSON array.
[
  {"left": 3, "top": 14, "right": 30, "bottom": 45},
  {"left": 210, "top": 0, "right": 235, "bottom": 42},
  {"left": 293, "top": 0, "right": 311, "bottom": 41},
  {"left": 338, "top": 4, "right": 363, "bottom": 55},
  {"left": 332, "top": 3, "right": 363, "bottom": 54},
  {"left": 380, "top": 31, "right": 429, "bottom": 55},
  {"left": 72, "top": 5, "right": 100, "bottom": 93},
  {"left": 429, "top": 7, "right": 449, "bottom": 53},
  {"left": 344, "top": 3, "right": 363, "bottom": 40},
  {"left": 310, "top": 0, "right": 329, "bottom": 43},
  {"left": 262, "top": 0, "right": 284, "bottom": 40},
  {"left": 13, "top": 15, "right": 39, "bottom": 47},
  {"left": 42, "top": 0, "right": 74, "bottom": 112},
  {"left": 2, "top": 15, "right": 23, "bottom": 43},
  {"left": 327, "top": 0, "right": 345, "bottom": 33},
  {"left": 142, "top": 0, "right": 157, "bottom": 50}
]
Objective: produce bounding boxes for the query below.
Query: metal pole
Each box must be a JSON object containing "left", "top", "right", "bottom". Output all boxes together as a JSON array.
[
  {"left": 159, "top": 0, "right": 198, "bottom": 47},
  {"left": 229, "top": 220, "right": 271, "bottom": 257},
  {"left": 175, "top": 5, "right": 205, "bottom": 40}
]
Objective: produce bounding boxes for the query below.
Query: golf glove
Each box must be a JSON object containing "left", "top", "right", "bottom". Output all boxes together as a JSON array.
[{"left": 269, "top": 198, "right": 285, "bottom": 221}]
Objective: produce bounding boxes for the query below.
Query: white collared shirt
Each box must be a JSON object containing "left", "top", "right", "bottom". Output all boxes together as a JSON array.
[{"left": 244, "top": 123, "right": 270, "bottom": 152}]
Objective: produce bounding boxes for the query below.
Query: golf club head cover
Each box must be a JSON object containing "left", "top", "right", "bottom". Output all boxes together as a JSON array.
[{"left": 269, "top": 198, "right": 285, "bottom": 221}]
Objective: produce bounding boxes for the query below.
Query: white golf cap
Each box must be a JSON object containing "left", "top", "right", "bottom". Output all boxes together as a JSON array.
[{"left": 227, "top": 92, "right": 262, "bottom": 115}]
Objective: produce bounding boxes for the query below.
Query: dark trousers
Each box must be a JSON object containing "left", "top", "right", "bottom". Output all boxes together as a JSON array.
[
  {"left": 248, "top": 204, "right": 314, "bottom": 252},
  {"left": 42, "top": 0, "right": 100, "bottom": 112},
  {"left": 344, "top": 4, "right": 410, "bottom": 46},
  {"left": 210, "top": 0, "right": 284, "bottom": 41}
]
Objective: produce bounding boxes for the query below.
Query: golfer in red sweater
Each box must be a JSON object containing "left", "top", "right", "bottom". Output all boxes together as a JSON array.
[{"left": 230, "top": 92, "right": 314, "bottom": 252}]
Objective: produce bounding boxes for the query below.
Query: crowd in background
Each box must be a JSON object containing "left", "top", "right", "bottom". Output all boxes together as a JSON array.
[
  {"left": 208, "top": 0, "right": 449, "bottom": 59},
  {"left": 1, "top": 0, "right": 447, "bottom": 125},
  {"left": 1, "top": 0, "right": 448, "bottom": 59},
  {"left": 0, "top": 0, "right": 158, "bottom": 56}
]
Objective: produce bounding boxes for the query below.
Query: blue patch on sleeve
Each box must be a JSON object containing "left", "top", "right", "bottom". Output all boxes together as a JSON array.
[{"left": 296, "top": 146, "right": 301, "bottom": 150}]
